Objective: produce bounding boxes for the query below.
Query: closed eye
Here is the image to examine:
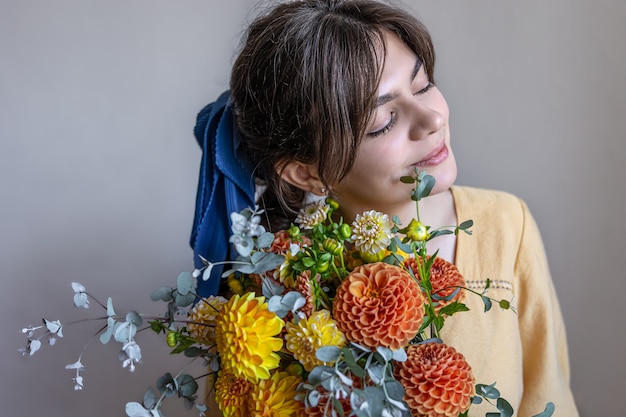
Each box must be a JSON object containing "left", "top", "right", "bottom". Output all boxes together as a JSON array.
[
  {"left": 415, "top": 82, "right": 434, "bottom": 96},
  {"left": 367, "top": 112, "right": 397, "bottom": 138}
]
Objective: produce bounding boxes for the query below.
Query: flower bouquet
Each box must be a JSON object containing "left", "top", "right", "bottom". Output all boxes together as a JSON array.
[{"left": 20, "top": 170, "right": 555, "bottom": 417}]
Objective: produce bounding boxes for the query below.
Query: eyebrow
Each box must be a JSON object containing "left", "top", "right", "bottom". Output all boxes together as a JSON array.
[{"left": 376, "top": 58, "right": 423, "bottom": 107}]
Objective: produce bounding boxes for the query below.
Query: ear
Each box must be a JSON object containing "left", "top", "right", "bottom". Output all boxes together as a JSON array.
[{"left": 278, "top": 161, "right": 326, "bottom": 196}]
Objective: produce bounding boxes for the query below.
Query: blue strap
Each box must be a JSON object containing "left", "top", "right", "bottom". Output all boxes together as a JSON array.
[{"left": 190, "top": 91, "right": 255, "bottom": 297}]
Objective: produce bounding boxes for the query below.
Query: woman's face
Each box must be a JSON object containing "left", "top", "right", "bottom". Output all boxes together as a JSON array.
[{"left": 331, "top": 32, "right": 457, "bottom": 219}]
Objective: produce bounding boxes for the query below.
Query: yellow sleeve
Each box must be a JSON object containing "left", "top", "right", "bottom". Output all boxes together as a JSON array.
[{"left": 514, "top": 199, "right": 579, "bottom": 417}]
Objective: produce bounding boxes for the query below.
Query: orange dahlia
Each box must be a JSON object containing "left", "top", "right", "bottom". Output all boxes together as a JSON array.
[
  {"left": 332, "top": 262, "right": 425, "bottom": 349},
  {"left": 394, "top": 342, "right": 475, "bottom": 417},
  {"left": 214, "top": 370, "right": 253, "bottom": 417},
  {"left": 404, "top": 257, "right": 465, "bottom": 314},
  {"left": 294, "top": 271, "right": 319, "bottom": 318},
  {"left": 269, "top": 230, "right": 312, "bottom": 254}
]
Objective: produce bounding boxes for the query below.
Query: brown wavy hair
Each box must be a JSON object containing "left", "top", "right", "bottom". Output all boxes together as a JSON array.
[{"left": 230, "top": 0, "right": 435, "bottom": 229}]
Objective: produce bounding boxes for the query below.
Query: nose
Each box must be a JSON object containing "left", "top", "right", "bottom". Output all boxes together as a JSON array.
[{"left": 408, "top": 100, "right": 445, "bottom": 140}]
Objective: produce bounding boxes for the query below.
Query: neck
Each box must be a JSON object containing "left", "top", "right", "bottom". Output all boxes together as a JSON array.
[{"left": 335, "top": 187, "right": 458, "bottom": 262}]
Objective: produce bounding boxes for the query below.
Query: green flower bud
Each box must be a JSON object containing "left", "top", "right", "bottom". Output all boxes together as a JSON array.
[
  {"left": 339, "top": 223, "right": 352, "bottom": 240},
  {"left": 285, "top": 362, "right": 305, "bottom": 377},
  {"left": 323, "top": 238, "right": 343, "bottom": 256},
  {"left": 326, "top": 197, "right": 340, "bottom": 211},
  {"left": 406, "top": 219, "right": 430, "bottom": 242},
  {"left": 166, "top": 331, "right": 177, "bottom": 347}
]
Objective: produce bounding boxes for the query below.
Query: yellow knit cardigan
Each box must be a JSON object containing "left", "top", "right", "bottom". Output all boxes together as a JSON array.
[{"left": 444, "top": 186, "right": 579, "bottom": 417}]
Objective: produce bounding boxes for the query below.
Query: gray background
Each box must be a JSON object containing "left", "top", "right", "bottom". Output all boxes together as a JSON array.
[{"left": 2, "top": 0, "right": 624, "bottom": 416}]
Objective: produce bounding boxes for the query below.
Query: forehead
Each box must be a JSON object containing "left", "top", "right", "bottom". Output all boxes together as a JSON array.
[{"left": 377, "top": 32, "right": 421, "bottom": 91}]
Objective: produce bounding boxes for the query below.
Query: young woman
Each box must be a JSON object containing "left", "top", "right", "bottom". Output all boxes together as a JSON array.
[{"left": 191, "top": 0, "right": 579, "bottom": 415}]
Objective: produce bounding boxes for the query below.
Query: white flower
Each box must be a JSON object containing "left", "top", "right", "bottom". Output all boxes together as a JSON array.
[
  {"left": 351, "top": 210, "right": 394, "bottom": 254},
  {"left": 295, "top": 200, "right": 329, "bottom": 229},
  {"left": 120, "top": 341, "right": 142, "bottom": 372},
  {"left": 71, "top": 282, "right": 89, "bottom": 308}
]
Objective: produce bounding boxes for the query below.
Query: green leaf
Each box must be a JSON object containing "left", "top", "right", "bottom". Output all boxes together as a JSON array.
[
  {"left": 176, "top": 374, "right": 198, "bottom": 398},
  {"left": 531, "top": 402, "right": 555, "bottom": 417},
  {"left": 151, "top": 286, "right": 172, "bottom": 302},
  {"left": 399, "top": 176, "right": 416, "bottom": 184},
  {"left": 482, "top": 295, "right": 493, "bottom": 312},
  {"left": 174, "top": 291, "right": 196, "bottom": 308},
  {"left": 415, "top": 174, "right": 436, "bottom": 200},
  {"left": 499, "top": 299, "right": 511, "bottom": 309},
  {"left": 107, "top": 297, "right": 116, "bottom": 316},
  {"left": 256, "top": 231, "right": 275, "bottom": 249},
  {"left": 438, "top": 301, "right": 470, "bottom": 316},
  {"left": 375, "top": 346, "right": 393, "bottom": 362},
  {"left": 458, "top": 219, "right": 473, "bottom": 230},
  {"left": 142, "top": 387, "right": 157, "bottom": 409},
  {"left": 176, "top": 272, "right": 195, "bottom": 296},
  {"left": 316, "top": 346, "right": 341, "bottom": 362},
  {"left": 496, "top": 397, "right": 514, "bottom": 417},
  {"left": 384, "top": 380, "right": 406, "bottom": 401},
  {"left": 126, "top": 311, "right": 143, "bottom": 327},
  {"left": 476, "top": 382, "right": 500, "bottom": 400},
  {"left": 343, "top": 347, "right": 366, "bottom": 377}
]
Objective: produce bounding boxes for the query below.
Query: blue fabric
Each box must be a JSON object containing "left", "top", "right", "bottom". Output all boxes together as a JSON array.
[{"left": 190, "top": 91, "right": 255, "bottom": 297}]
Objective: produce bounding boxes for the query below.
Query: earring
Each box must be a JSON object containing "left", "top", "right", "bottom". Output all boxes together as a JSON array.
[{"left": 320, "top": 187, "right": 327, "bottom": 195}]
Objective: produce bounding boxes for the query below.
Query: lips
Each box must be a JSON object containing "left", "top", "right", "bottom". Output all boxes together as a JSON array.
[{"left": 414, "top": 141, "right": 449, "bottom": 167}]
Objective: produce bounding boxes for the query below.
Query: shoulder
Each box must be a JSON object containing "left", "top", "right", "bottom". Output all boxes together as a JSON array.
[{"left": 451, "top": 186, "right": 530, "bottom": 226}]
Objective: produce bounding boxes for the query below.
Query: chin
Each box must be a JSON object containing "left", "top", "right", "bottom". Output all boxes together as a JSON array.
[{"left": 431, "top": 159, "right": 458, "bottom": 195}]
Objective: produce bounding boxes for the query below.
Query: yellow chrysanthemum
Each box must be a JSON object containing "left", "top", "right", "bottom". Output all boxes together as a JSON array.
[
  {"left": 187, "top": 295, "right": 228, "bottom": 345},
  {"left": 351, "top": 210, "right": 394, "bottom": 255},
  {"left": 295, "top": 199, "right": 329, "bottom": 229},
  {"left": 285, "top": 310, "right": 346, "bottom": 371},
  {"left": 247, "top": 371, "right": 303, "bottom": 416},
  {"left": 215, "top": 371, "right": 253, "bottom": 417},
  {"left": 215, "top": 292, "right": 285, "bottom": 382}
]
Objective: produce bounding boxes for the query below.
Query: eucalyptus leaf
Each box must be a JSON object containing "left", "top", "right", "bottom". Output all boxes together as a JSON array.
[
  {"left": 477, "top": 382, "right": 500, "bottom": 400},
  {"left": 316, "top": 345, "right": 342, "bottom": 362},
  {"left": 375, "top": 346, "right": 393, "bottom": 362},
  {"left": 176, "top": 374, "right": 198, "bottom": 398},
  {"left": 281, "top": 290, "right": 305, "bottom": 310},
  {"left": 415, "top": 174, "right": 435, "bottom": 200},
  {"left": 342, "top": 347, "right": 366, "bottom": 378},
  {"left": 482, "top": 296, "right": 493, "bottom": 312},
  {"left": 307, "top": 365, "right": 334, "bottom": 386},
  {"left": 392, "top": 348, "right": 407, "bottom": 362},
  {"left": 150, "top": 287, "right": 172, "bottom": 302},
  {"left": 176, "top": 272, "right": 195, "bottom": 296},
  {"left": 384, "top": 380, "right": 406, "bottom": 401},
  {"left": 366, "top": 363, "right": 385, "bottom": 384},
  {"left": 307, "top": 390, "right": 321, "bottom": 407},
  {"left": 143, "top": 387, "right": 157, "bottom": 409},
  {"left": 335, "top": 369, "right": 354, "bottom": 386},
  {"left": 256, "top": 232, "right": 275, "bottom": 249},
  {"left": 156, "top": 373, "right": 176, "bottom": 398},
  {"left": 107, "top": 297, "right": 116, "bottom": 316},
  {"left": 126, "top": 311, "right": 143, "bottom": 327},
  {"left": 531, "top": 402, "right": 555, "bottom": 417},
  {"left": 458, "top": 219, "right": 474, "bottom": 230},
  {"left": 100, "top": 316, "right": 116, "bottom": 344},
  {"left": 174, "top": 292, "right": 196, "bottom": 308},
  {"left": 496, "top": 397, "right": 514, "bottom": 417},
  {"left": 125, "top": 402, "right": 152, "bottom": 417}
]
